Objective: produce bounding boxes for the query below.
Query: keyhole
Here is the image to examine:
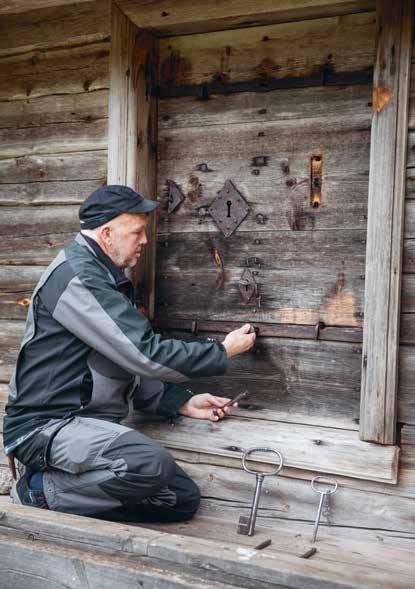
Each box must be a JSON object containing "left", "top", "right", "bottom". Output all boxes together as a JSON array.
[{"left": 226, "top": 200, "right": 232, "bottom": 218}]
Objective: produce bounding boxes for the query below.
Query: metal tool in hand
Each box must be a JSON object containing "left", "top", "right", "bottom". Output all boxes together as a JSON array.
[
  {"left": 311, "top": 476, "right": 338, "bottom": 543},
  {"left": 239, "top": 447, "right": 283, "bottom": 536}
]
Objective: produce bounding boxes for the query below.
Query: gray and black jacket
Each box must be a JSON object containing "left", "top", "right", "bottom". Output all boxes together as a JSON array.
[{"left": 3, "top": 234, "right": 227, "bottom": 455}]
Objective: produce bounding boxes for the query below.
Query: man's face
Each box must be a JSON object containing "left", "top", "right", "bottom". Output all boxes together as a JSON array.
[{"left": 107, "top": 213, "right": 149, "bottom": 269}]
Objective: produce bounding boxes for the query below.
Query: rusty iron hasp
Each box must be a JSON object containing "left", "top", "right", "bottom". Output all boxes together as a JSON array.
[
  {"left": 165, "top": 180, "right": 185, "bottom": 214},
  {"left": 208, "top": 180, "right": 249, "bottom": 238},
  {"left": 239, "top": 268, "right": 258, "bottom": 304}
]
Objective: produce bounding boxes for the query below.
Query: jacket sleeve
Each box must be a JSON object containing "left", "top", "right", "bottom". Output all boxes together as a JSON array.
[
  {"left": 132, "top": 378, "right": 193, "bottom": 419},
  {"left": 40, "top": 259, "right": 227, "bottom": 384}
]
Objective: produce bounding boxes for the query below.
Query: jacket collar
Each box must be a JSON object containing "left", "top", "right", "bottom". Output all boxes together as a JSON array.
[{"left": 75, "top": 233, "right": 132, "bottom": 290}]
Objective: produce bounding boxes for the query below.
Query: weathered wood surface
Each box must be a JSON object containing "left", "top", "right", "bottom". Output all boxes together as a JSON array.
[
  {"left": 0, "top": 232, "right": 76, "bottom": 266},
  {"left": 158, "top": 134, "right": 370, "bottom": 234},
  {"left": 159, "top": 85, "right": 372, "bottom": 129},
  {"left": 155, "top": 229, "right": 366, "bottom": 326},
  {"left": 0, "top": 43, "right": 109, "bottom": 102},
  {"left": 126, "top": 412, "right": 399, "bottom": 483},
  {"left": 173, "top": 460, "right": 415, "bottom": 535},
  {"left": 0, "top": 0, "right": 95, "bottom": 15},
  {"left": 0, "top": 119, "right": 108, "bottom": 159},
  {"left": 158, "top": 13, "right": 375, "bottom": 89},
  {"left": 0, "top": 151, "right": 107, "bottom": 185},
  {"left": 0, "top": 535, "right": 252, "bottom": 589},
  {"left": 0, "top": 321, "right": 24, "bottom": 382},
  {"left": 359, "top": 0, "right": 412, "bottom": 445},
  {"left": 0, "top": 91, "right": 108, "bottom": 130},
  {"left": 119, "top": 0, "right": 375, "bottom": 37},
  {"left": 0, "top": 1, "right": 110, "bottom": 57},
  {"left": 107, "top": 3, "right": 159, "bottom": 318},
  {"left": 0, "top": 206, "right": 79, "bottom": 239},
  {"left": 0, "top": 180, "right": 105, "bottom": 206},
  {"left": 3, "top": 503, "right": 415, "bottom": 589},
  {"left": 0, "top": 266, "right": 45, "bottom": 320}
]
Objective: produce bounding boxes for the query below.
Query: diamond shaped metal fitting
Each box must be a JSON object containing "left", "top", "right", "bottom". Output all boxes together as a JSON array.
[
  {"left": 208, "top": 180, "right": 249, "bottom": 238},
  {"left": 165, "top": 180, "right": 185, "bottom": 214}
]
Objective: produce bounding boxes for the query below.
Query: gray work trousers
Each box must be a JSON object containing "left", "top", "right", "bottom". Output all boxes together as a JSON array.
[{"left": 14, "top": 416, "right": 200, "bottom": 523}]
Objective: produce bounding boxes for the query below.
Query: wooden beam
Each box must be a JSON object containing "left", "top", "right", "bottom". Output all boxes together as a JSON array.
[
  {"left": 0, "top": 1, "right": 110, "bottom": 57},
  {"left": 126, "top": 414, "right": 399, "bottom": 483},
  {"left": 107, "top": 2, "right": 158, "bottom": 318},
  {"left": 115, "top": 0, "right": 375, "bottom": 36},
  {"left": 359, "top": 0, "right": 413, "bottom": 444},
  {"left": 0, "top": 0, "right": 94, "bottom": 15}
]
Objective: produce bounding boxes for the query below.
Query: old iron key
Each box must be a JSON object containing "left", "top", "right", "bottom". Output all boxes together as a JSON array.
[
  {"left": 240, "top": 447, "right": 283, "bottom": 536},
  {"left": 311, "top": 476, "right": 338, "bottom": 543}
]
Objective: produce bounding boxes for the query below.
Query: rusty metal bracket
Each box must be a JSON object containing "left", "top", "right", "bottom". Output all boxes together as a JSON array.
[
  {"left": 165, "top": 180, "right": 185, "bottom": 214},
  {"left": 209, "top": 180, "right": 250, "bottom": 238}
]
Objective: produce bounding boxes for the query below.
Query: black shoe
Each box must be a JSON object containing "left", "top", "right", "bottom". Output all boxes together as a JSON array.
[{"left": 10, "top": 471, "right": 49, "bottom": 509}]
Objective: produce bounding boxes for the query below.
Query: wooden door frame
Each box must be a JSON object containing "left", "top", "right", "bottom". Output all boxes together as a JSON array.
[{"left": 108, "top": 0, "right": 413, "bottom": 447}]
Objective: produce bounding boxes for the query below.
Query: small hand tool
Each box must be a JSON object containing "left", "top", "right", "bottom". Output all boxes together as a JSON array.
[
  {"left": 212, "top": 390, "right": 248, "bottom": 418},
  {"left": 311, "top": 476, "right": 338, "bottom": 543},
  {"left": 238, "top": 447, "right": 283, "bottom": 536}
]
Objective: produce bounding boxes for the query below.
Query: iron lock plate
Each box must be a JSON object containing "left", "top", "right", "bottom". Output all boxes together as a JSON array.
[{"left": 208, "top": 180, "right": 249, "bottom": 238}]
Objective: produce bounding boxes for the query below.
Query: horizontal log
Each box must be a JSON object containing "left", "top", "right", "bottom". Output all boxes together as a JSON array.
[
  {"left": 0, "top": 1, "right": 110, "bottom": 57},
  {"left": 158, "top": 13, "right": 375, "bottom": 88},
  {"left": 0, "top": 232, "right": 76, "bottom": 266},
  {"left": 119, "top": 0, "right": 375, "bottom": 36},
  {"left": 159, "top": 85, "right": 372, "bottom": 130},
  {"left": 0, "top": 40, "right": 109, "bottom": 81},
  {"left": 127, "top": 413, "right": 398, "bottom": 483},
  {"left": 0, "top": 206, "right": 79, "bottom": 237},
  {"left": 0, "top": 320, "right": 24, "bottom": 382},
  {"left": 0, "top": 90, "right": 109, "bottom": 129},
  {"left": 0, "top": 118, "right": 107, "bottom": 158},
  {"left": 0, "top": 150, "right": 107, "bottom": 185},
  {"left": 0, "top": 53, "right": 109, "bottom": 102},
  {"left": 0, "top": 0, "right": 95, "bottom": 15},
  {"left": 0, "top": 179, "right": 106, "bottom": 206},
  {"left": 0, "top": 266, "right": 45, "bottom": 320}
]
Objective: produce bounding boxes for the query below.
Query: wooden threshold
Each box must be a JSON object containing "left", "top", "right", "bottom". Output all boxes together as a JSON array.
[
  {"left": 0, "top": 500, "right": 414, "bottom": 588},
  {"left": 125, "top": 413, "right": 399, "bottom": 484}
]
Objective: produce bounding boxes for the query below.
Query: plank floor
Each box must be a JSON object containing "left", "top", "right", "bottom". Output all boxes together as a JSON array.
[{"left": 1, "top": 493, "right": 415, "bottom": 588}]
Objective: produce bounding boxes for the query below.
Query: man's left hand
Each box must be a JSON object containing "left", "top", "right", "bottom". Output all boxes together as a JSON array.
[{"left": 178, "top": 393, "right": 236, "bottom": 422}]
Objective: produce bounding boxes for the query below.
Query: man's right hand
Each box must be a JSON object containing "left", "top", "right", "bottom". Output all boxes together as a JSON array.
[{"left": 222, "top": 324, "right": 256, "bottom": 358}]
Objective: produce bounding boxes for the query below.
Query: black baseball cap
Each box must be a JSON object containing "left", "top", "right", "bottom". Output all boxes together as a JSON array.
[{"left": 79, "top": 185, "right": 159, "bottom": 229}]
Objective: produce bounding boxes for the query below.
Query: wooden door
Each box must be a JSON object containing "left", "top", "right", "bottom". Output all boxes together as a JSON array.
[{"left": 154, "top": 11, "right": 375, "bottom": 431}]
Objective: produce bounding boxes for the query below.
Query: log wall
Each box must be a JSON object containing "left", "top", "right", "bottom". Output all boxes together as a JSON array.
[{"left": 0, "top": 0, "right": 415, "bottom": 544}]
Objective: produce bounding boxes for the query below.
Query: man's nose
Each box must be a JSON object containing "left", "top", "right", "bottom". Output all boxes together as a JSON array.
[{"left": 140, "top": 231, "right": 148, "bottom": 245}]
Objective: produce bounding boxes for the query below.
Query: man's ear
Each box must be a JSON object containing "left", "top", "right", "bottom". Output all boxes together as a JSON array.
[{"left": 100, "top": 224, "right": 112, "bottom": 244}]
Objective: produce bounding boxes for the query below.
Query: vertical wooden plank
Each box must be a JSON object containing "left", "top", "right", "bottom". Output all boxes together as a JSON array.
[
  {"left": 107, "top": 2, "right": 158, "bottom": 318},
  {"left": 360, "top": 0, "right": 413, "bottom": 443}
]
